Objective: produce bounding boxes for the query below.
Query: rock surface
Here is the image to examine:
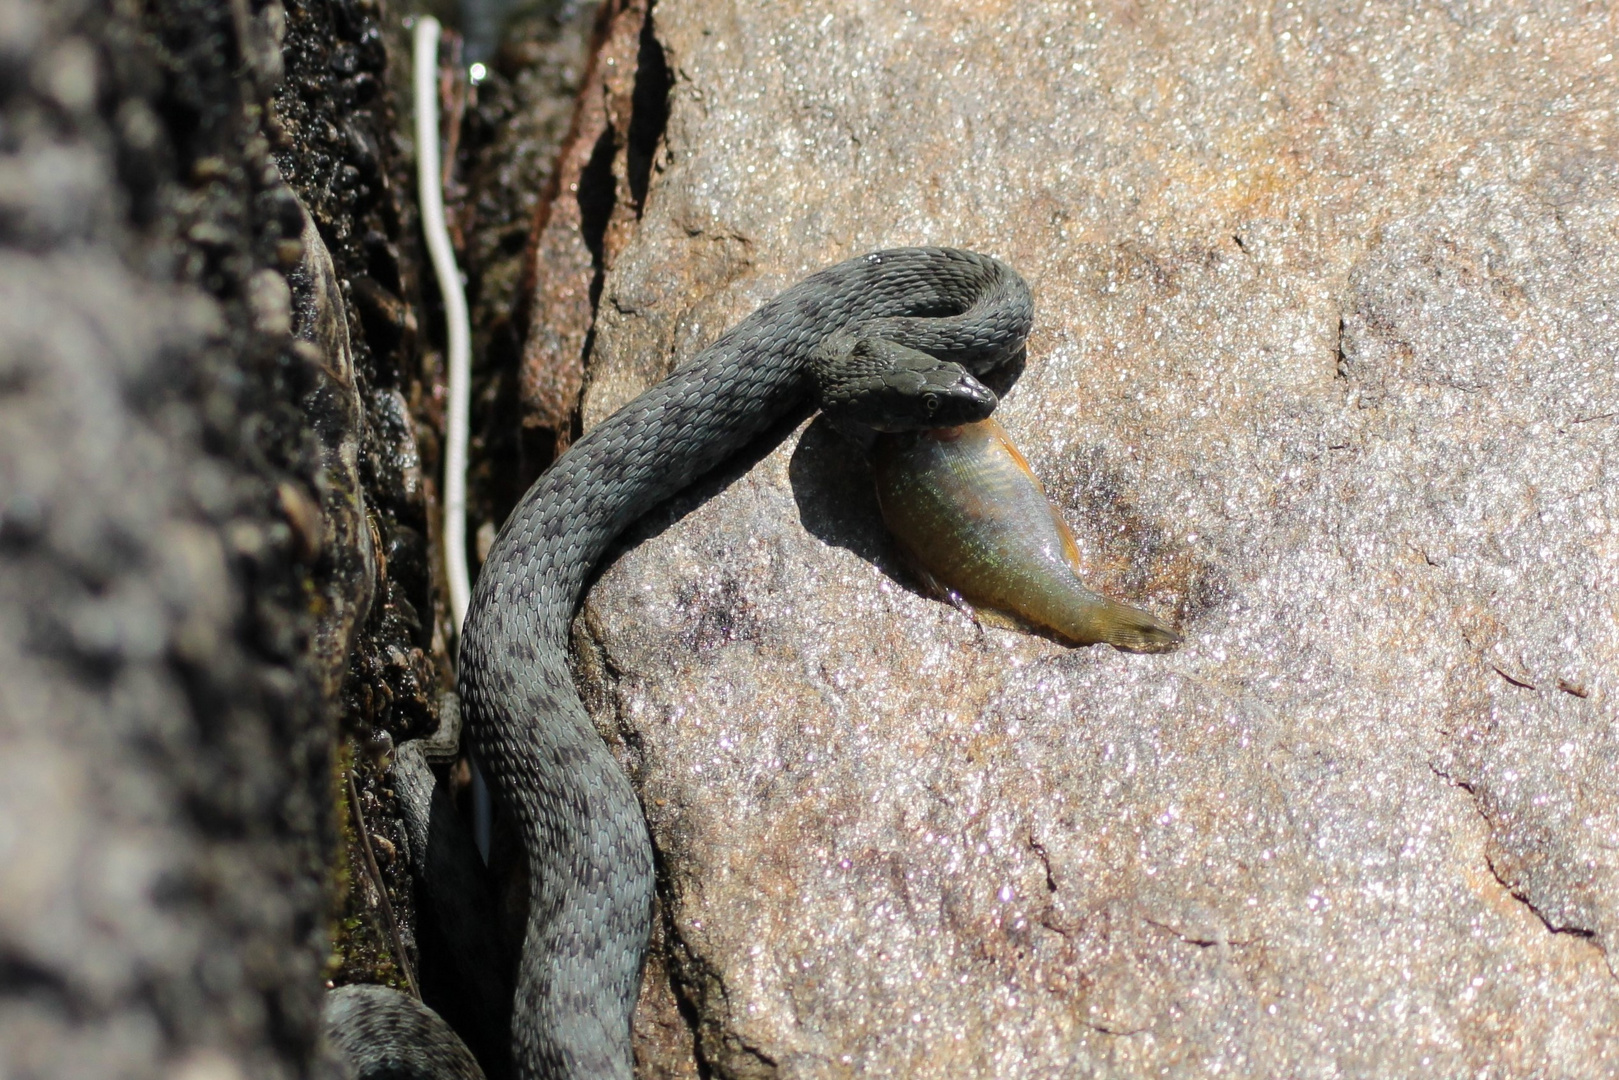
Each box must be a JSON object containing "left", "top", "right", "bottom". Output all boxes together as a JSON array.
[
  {"left": 1, "top": 0, "right": 467, "bottom": 1074},
  {"left": 520, "top": 0, "right": 661, "bottom": 467},
  {"left": 557, "top": 1, "right": 1619, "bottom": 1076},
  {"left": 0, "top": 0, "right": 346, "bottom": 1076}
]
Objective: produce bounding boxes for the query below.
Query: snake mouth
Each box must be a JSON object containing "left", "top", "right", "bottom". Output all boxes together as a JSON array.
[
  {"left": 944, "top": 376, "right": 998, "bottom": 421},
  {"left": 903, "top": 373, "right": 998, "bottom": 431},
  {"left": 823, "top": 370, "right": 999, "bottom": 432}
]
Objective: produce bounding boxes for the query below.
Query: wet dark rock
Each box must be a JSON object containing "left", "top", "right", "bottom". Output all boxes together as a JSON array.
[
  {"left": 351, "top": 274, "right": 410, "bottom": 360},
  {"left": 272, "top": 0, "right": 483, "bottom": 1014}
]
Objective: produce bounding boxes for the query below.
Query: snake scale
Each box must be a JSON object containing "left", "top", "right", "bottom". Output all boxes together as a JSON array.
[{"left": 328, "top": 248, "right": 1033, "bottom": 1079}]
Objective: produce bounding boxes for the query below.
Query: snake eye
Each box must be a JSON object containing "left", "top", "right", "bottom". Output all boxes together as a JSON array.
[{"left": 923, "top": 393, "right": 940, "bottom": 412}]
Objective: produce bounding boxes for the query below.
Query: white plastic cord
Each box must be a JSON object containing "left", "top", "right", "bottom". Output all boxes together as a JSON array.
[
  {"left": 414, "top": 17, "right": 490, "bottom": 862},
  {"left": 414, "top": 16, "right": 472, "bottom": 636}
]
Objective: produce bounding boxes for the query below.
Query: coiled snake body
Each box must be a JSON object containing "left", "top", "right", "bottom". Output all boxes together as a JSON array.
[{"left": 335, "top": 249, "right": 1032, "bottom": 1079}]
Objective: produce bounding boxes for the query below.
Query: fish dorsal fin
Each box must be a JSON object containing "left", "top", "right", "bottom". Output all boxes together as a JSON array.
[
  {"left": 1048, "top": 501, "right": 1086, "bottom": 574},
  {"left": 995, "top": 425, "right": 1042, "bottom": 490},
  {"left": 988, "top": 420, "right": 1087, "bottom": 574}
]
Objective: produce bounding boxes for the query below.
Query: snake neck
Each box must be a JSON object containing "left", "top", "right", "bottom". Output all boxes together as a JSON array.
[{"left": 466, "top": 345, "right": 804, "bottom": 662}]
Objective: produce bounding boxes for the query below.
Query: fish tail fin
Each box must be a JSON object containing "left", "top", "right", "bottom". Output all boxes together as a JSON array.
[{"left": 1090, "top": 598, "right": 1184, "bottom": 653}]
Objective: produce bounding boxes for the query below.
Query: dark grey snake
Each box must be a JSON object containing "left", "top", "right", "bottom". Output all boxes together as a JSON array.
[{"left": 327, "top": 248, "right": 1033, "bottom": 1079}]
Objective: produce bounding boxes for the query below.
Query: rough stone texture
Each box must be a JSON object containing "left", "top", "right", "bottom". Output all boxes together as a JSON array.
[
  {"left": 0, "top": 0, "right": 479, "bottom": 1074},
  {"left": 0, "top": 0, "right": 345, "bottom": 1076},
  {"left": 558, "top": 1, "right": 1619, "bottom": 1075}
]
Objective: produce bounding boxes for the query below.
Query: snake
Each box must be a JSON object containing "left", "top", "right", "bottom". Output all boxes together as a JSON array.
[{"left": 327, "top": 248, "right": 1033, "bottom": 1079}]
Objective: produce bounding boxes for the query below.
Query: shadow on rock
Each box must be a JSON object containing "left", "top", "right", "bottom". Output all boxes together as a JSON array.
[{"left": 786, "top": 414, "right": 898, "bottom": 572}]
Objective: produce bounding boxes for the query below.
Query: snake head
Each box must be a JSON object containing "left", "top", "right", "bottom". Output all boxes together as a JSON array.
[{"left": 813, "top": 335, "right": 999, "bottom": 432}]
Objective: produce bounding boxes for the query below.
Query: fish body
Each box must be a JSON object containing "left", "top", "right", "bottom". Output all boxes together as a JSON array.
[{"left": 872, "top": 418, "right": 1181, "bottom": 651}]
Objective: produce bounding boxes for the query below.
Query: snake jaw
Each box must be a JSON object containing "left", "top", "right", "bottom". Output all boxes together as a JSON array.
[
  {"left": 814, "top": 334, "right": 1000, "bottom": 431},
  {"left": 926, "top": 370, "right": 999, "bottom": 426},
  {"left": 869, "top": 370, "right": 997, "bottom": 431}
]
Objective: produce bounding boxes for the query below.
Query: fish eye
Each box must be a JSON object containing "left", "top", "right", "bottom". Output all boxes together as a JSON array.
[{"left": 923, "top": 393, "right": 939, "bottom": 412}]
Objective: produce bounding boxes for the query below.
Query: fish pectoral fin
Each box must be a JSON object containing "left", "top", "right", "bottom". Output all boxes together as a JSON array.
[
  {"left": 897, "top": 556, "right": 971, "bottom": 612},
  {"left": 972, "top": 606, "right": 1031, "bottom": 633},
  {"left": 902, "top": 560, "right": 1025, "bottom": 638},
  {"left": 917, "top": 574, "right": 1027, "bottom": 640},
  {"left": 903, "top": 560, "right": 954, "bottom": 604}
]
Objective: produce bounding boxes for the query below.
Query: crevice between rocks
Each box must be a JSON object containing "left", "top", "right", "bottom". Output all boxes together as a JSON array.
[
  {"left": 658, "top": 909, "right": 779, "bottom": 1080},
  {"left": 579, "top": 0, "right": 670, "bottom": 335},
  {"left": 624, "top": 3, "right": 671, "bottom": 216},
  {"left": 516, "top": 0, "right": 667, "bottom": 471}
]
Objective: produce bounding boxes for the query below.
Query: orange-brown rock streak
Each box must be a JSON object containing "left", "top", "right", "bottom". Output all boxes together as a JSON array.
[{"left": 519, "top": 0, "right": 649, "bottom": 463}]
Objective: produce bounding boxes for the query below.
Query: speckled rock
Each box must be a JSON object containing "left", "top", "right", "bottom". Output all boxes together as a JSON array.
[
  {"left": 560, "top": 1, "right": 1618, "bottom": 1076},
  {"left": 0, "top": 0, "right": 350, "bottom": 1075}
]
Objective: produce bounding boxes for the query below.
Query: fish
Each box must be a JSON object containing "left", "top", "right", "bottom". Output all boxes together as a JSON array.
[{"left": 872, "top": 418, "right": 1183, "bottom": 651}]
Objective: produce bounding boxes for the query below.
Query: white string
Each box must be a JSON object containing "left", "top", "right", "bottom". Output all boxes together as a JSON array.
[
  {"left": 414, "top": 17, "right": 490, "bottom": 862},
  {"left": 413, "top": 16, "right": 472, "bottom": 637}
]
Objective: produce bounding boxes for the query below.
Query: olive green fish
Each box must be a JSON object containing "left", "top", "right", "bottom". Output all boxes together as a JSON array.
[{"left": 872, "top": 418, "right": 1182, "bottom": 651}]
